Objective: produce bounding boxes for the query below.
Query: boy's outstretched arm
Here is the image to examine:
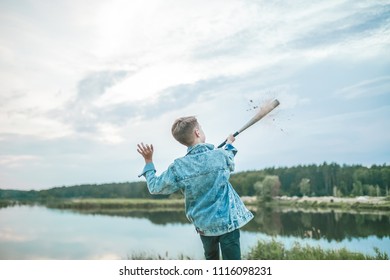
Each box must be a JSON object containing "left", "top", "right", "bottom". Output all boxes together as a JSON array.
[
  {"left": 136, "top": 143, "right": 180, "bottom": 195},
  {"left": 137, "top": 142, "right": 154, "bottom": 163}
]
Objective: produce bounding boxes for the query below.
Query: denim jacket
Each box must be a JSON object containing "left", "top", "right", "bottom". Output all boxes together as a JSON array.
[{"left": 139, "top": 143, "right": 254, "bottom": 236}]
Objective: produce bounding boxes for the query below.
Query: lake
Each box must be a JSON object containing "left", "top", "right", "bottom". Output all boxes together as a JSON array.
[{"left": 0, "top": 205, "right": 389, "bottom": 259}]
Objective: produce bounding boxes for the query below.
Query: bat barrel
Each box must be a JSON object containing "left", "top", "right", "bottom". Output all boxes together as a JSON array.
[{"left": 217, "top": 99, "right": 280, "bottom": 148}]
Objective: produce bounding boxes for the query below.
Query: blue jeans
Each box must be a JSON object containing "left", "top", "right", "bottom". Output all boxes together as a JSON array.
[{"left": 200, "top": 229, "right": 241, "bottom": 260}]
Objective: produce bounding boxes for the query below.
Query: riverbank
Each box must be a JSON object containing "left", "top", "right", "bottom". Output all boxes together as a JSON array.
[
  {"left": 1, "top": 196, "right": 390, "bottom": 212},
  {"left": 268, "top": 196, "right": 390, "bottom": 212}
]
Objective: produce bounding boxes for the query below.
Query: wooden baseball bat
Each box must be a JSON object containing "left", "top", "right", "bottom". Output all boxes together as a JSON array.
[{"left": 217, "top": 99, "right": 280, "bottom": 148}]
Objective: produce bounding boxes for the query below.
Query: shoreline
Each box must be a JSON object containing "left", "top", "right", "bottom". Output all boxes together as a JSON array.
[
  {"left": 270, "top": 195, "right": 390, "bottom": 212},
  {"left": 2, "top": 196, "right": 390, "bottom": 212}
]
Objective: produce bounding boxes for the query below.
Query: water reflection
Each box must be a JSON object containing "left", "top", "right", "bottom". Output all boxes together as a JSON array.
[
  {"left": 65, "top": 209, "right": 190, "bottom": 225},
  {"left": 68, "top": 206, "right": 390, "bottom": 241},
  {"left": 249, "top": 208, "right": 390, "bottom": 241}
]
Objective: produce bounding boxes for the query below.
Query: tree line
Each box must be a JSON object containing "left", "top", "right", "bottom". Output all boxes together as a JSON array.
[
  {"left": 0, "top": 182, "right": 160, "bottom": 201},
  {"left": 1, "top": 162, "right": 389, "bottom": 201},
  {"left": 230, "top": 162, "right": 390, "bottom": 197}
]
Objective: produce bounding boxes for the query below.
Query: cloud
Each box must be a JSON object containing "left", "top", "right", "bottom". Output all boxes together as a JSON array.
[
  {"left": 0, "top": 134, "right": 96, "bottom": 158},
  {"left": 42, "top": 70, "right": 131, "bottom": 136},
  {"left": 0, "top": 155, "right": 41, "bottom": 168},
  {"left": 335, "top": 76, "right": 390, "bottom": 100},
  {"left": 95, "top": 123, "right": 125, "bottom": 144},
  {"left": 77, "top": 70, "right": 129, "bottom": 100},
  {"left": 53, "top": 72, "right": 231, "bottom": 134},
  {"left": 289, "top": 2, "right": 390, "bottom": 49}
]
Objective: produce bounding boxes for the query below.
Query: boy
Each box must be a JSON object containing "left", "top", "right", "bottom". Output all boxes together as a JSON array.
[{"left": 137, "top": 116, "right": 253, "bottom": 260}]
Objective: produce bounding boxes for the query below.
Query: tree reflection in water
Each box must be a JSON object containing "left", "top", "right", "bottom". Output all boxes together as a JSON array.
[{"left": 71, "top": 206, "right": 390, "bottom": 241}]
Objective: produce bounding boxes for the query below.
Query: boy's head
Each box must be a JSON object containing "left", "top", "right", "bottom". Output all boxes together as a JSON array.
[{"left": 171, "top": 116, "right": 206, "bottom": 147}]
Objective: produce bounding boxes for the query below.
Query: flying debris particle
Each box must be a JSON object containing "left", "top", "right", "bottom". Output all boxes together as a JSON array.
[{"left": 246, "top": 99, "right": 261, "bottom": 111}]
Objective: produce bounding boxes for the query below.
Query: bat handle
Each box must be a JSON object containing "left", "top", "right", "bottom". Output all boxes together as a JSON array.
[{"left": 217, "top": 131, "right": 240, "bottom": 148}]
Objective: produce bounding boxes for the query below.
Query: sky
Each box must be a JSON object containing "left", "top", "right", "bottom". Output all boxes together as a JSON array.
[{"left": 0, "top": 0, "right": 389, "bottom": 190}]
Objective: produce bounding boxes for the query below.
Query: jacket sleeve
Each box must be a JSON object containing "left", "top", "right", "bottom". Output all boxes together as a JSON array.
[
  {"left": 224, "top": 144, "right": 237, "bottom": 172},
  {"left": 138, "top": 162, "right": 181, "bottom": 195}
]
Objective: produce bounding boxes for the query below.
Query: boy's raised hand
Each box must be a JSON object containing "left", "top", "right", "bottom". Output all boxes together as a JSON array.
[{"left": 137, "top": 143, "right": 154, "bottom": 163}]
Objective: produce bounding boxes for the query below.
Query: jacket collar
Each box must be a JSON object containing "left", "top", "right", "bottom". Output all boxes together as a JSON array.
[{"left": 186, "top": 143, "right": 215, "bottom": 156}]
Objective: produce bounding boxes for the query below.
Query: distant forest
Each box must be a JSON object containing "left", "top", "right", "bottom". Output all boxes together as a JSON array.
[{"left": 1, "top": 163, "right": 389, "bottom": 200}]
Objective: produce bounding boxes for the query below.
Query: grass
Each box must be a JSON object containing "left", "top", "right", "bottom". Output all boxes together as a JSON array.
[
  {"left": 127, "top": 251, "right": 192, "bottom": 260},
  {"left": 126, "top": 239, "right": 389, "bottom": 260},
  {"left": 245, "top": 239, "right": 389, "bottom": 260},
  {"left": 266, "top": 197, "right": 390, "bottom": 212}
]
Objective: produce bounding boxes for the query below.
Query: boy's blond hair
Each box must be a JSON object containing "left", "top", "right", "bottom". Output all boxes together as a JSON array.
[{"left": 171, "top": 116, "right": 199, "bottom": 146}]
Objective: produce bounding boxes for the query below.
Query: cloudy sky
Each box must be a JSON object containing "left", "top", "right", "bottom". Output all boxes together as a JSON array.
[{"left": 1, "top": 0, "right": 389, "bottom": 190}]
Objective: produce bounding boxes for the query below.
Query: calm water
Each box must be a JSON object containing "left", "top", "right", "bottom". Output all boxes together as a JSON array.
[{"left": 0, "top": 205, "right": 389, "bottom": 259}]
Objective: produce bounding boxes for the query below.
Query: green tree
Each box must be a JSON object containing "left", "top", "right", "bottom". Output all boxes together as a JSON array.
[
  {"left": 333, "top": 186, "right": 343, "bottom": 197},
  {"left": 352, "top": 181, "right": 363, "bottom": 196},
  {"left": 366, "top": 185, "right": 376, "bottom": 196},
  {"left": 299, "top": 178, "right": 311, "bottom": 196},
  {"left": 254, "top": 175, "right": 281, "bottom": 202}
]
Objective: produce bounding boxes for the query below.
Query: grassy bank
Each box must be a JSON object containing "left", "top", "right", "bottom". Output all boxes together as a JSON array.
[
  {"left": 3, "top": 196, "right": 390, "bottom": 212},
  {"left": 127, "top": 239, "right": 389, "bottom": 260},
  {"left": 245, "top": 239, "right": 388, "bottom": 260},
  {"left": 268, "top": 196, "right": 390, "bottom": 212}
]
